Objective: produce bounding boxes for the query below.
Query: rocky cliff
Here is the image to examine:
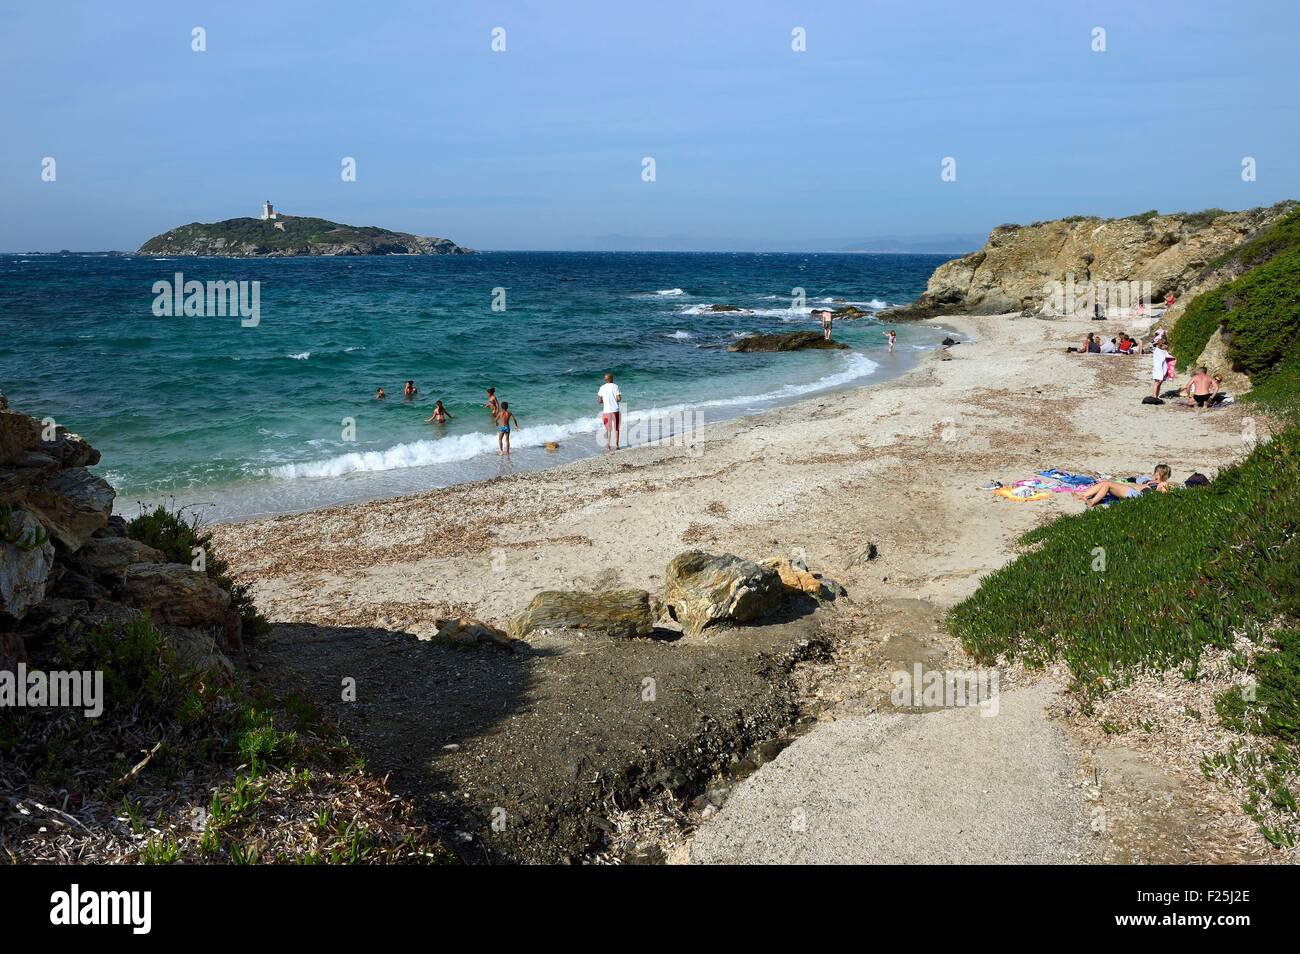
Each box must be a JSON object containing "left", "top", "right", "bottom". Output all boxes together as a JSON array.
[
  {"left": 138, "top": 215, "right": 473, "bottom": 257},
  {"left": 883, "top": 203, "right": 1297, "bottom": 320},
  {"left": 0, "top": 390, "right": 239, "bottom": 671}
]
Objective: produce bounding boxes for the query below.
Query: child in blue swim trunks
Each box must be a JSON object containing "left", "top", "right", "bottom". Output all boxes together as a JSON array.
[{"left": 495, "top": 402, "right": 520, "bottom": 455}]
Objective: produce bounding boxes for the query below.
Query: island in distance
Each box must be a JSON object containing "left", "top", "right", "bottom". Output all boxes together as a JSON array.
[{"left": 138, "top": 200, "right": 473, "bottom": 257}]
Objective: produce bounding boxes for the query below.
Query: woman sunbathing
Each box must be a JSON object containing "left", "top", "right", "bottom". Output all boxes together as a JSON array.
[{"left": 1075, "top": 464, "right": 1171, "bottom": 507}]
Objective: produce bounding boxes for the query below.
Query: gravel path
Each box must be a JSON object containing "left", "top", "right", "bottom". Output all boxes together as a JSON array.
[{"left": 690, "top": 679, "right": 1094, "bottom": 864}]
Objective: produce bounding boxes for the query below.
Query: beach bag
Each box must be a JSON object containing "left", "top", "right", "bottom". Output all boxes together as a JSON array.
[{"left": 1141, "top": 396, "right": 1164, "bottom": 405}]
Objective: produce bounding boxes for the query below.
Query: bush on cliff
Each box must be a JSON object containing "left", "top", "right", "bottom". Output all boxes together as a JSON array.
[
  {"left": 1170, "top": 207, "right": 1300, "bottom": 374},
  {"left": 126, "top": 504, "right": 270, "bottom": 640}
]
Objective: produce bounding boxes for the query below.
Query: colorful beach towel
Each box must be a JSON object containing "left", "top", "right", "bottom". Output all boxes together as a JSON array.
[
  {"left": 1036, "top": 469, "right": 1096, "bottom": 487},
  {"left": 995, "top": 485, "right": 1053, "bottom": 503}
]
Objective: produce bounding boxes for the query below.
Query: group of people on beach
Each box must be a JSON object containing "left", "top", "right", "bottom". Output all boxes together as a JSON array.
[
  {"left": 372, "top": 372, "right": 625, "bottom": 456},
  {"left": 1073, "top": 331, "right": 1139, "bottom": 354}
]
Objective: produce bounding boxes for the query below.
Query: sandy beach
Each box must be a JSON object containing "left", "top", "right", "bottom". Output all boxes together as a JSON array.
[
  {"left": 210, "top": 314, "right": 1263, "bottom": 862},
  {"left": 213, "top": 314, "right": 1248, "bottom": 631}
]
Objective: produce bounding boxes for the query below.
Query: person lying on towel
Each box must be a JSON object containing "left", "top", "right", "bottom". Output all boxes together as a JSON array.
[{"left": 1075, "top": 464, "right": 1171, "bottom": 507}]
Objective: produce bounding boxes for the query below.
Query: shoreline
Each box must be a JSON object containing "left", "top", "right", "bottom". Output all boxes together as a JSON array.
[
  {"left": 132, "top": 324, "right": 954, "bottom": 525},
  {"left": 212, "top": 311, "right": 1250, "bottom": 628},
  {"left": 211, "top": 313, "right": 1259, "bottom": 862}
]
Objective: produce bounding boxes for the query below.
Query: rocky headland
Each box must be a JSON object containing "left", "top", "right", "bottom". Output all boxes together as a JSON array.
[{"left": 883, "top": 202, "right": 1296, "bottom": 320}]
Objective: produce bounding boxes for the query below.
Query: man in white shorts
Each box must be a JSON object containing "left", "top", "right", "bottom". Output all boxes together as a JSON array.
[{"left": 597, "top": 372, "right": 622, "bottom": 449}]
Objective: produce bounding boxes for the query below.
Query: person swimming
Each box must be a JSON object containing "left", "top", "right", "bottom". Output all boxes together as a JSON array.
[
  {"left": 426, "top": 399, "right": 452, "bottom": 424},
  {"left": 375, "top": 387, "right": 386, "bottom": 400},
  {"left": 403, "top": 380, "right": 418, "bottom": 398}
]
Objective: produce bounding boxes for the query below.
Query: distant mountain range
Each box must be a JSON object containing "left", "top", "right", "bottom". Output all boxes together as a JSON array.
[{"left": 586, "top": 233, "right": 984, "bottom": 254}]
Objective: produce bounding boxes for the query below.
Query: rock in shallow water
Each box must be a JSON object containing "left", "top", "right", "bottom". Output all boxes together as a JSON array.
[
  {"left": 728, "top": 331, "right": 849, "bottom": 353},
  {"left": 664, "top": 550, "right": 782, "bottom": 637}
]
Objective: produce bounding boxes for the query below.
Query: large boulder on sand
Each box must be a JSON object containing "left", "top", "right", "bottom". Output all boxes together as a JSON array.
[
  {"left": 759, "top": 557, "right": 823, "bottom": 597},
  {"left": 664, "top": 550, "right": 783, "bottom": 637},
  {"left": 122, "top": 562, "right": 232, "bottom": 628},
  {"left": 508, "top": 589, "right": 655, "bottom": 639},
  {"left": 22, "top": 468, "right": 115, "bottom": 551},
  {"left": 434, "top": 616, "right": 528, "bottom": 652},
  {"left": 0, "top": 508, "right": 56, "bottom": 620}
]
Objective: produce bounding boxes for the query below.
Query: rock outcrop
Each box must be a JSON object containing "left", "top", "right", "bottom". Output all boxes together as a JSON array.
[
  {"left": 664, "top": 551, "right": 783, "bottom": 637},
  {"left": 728, "top": 331, "right": 849, "bottom": 353},
  {"left": 882, "top": 203, "right": 1296, "bottom": 320},
  {"left": 0, "top": 390, "right": 242, "bottom": 671},
  {"left": 508, "top": 589, "right": 655, "bottom": 639}
]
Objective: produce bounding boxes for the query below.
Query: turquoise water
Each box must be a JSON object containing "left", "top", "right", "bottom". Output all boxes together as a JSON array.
[{"left": 0, "top": 252, "right": 953, "bottom": 520}]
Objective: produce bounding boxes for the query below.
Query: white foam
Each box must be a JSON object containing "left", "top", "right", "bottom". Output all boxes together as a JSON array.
[
  {"left": 655, "top": 288, "right": 686, "bottom": 296},
  {"left": 668, "top": 330, "right": 693, "bottom": 339},
  {"left": 287, "top": 352, "right": 310, "bottom": 360},
  {"left": 266, "top": 352, "right": 880, "bottom": 481}
]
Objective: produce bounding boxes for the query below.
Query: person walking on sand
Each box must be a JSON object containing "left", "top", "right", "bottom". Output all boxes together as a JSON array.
[
  {"left": 484, "top": 387, "right": 499, "bottom": 415},
  {"left": 426, "top": 399, "right": 452, "bottom": 424},
  {"left": 597, "top": 372, "right": 622, "bottom": 450},
  {"left": 495, "top": 401, "right": 520, "bottom": 455},
  {"left": 820, "top": 309, "right": 834, "bottom": 341}
]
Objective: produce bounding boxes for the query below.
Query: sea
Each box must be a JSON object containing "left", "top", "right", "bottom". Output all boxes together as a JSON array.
[{"left": 0, "top": 251, "right": 956, "bottom": 521}]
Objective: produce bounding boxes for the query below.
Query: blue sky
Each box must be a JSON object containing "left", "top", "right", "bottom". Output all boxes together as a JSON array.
[{"left": 2, "top": 0, "right": 1298, "bottom": 251}]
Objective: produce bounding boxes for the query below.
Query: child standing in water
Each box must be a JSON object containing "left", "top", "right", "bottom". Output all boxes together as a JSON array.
[
  {"left": 426, "top": 399, "right": 452, "bottom": 424},
  {"left": 885, "top": 329, "right": 897, "bottom": 352},
  {"left": 485, "top": 387, "right": 499, "bottom": 415},
  {"left": 495, "top": 401, "right": 520, "bottom": 455}
]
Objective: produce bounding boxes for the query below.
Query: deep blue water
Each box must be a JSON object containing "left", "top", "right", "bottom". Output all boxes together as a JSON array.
[{"left": 0, "top": 252, "right": 952, "bottom": 519}]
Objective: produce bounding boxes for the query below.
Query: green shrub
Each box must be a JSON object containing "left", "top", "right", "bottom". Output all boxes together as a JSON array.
[
  {"left": 1218, "top": 248, "right": 1300, "bottom": 380},
  {"left": 127, "top": 505, "right": 270, "bottom": 639},
  {"left": 1169, "top": 207, "right": 1300, "bottom": 371},
  {"left": 1168, "top": 286, "right": 1225, "bottom": 368},
  {"left": 948, "top": 426, "right": 1300, "bottom": 699}
]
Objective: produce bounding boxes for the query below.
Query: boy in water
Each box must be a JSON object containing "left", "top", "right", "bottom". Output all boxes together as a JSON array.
[
  {"left": 495, "top": 401, "right": 520, "bottom": 455},
  {"left": 485, "top": 387, "right": 499, "bottom": 415},
  {"left": 375, "top": 387, "right": 386, "bottom": 400}
]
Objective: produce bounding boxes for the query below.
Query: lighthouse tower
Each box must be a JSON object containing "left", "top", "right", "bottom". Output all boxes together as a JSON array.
[{"left": 261, "top": 200, "right": 276, "bottom": 220}]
